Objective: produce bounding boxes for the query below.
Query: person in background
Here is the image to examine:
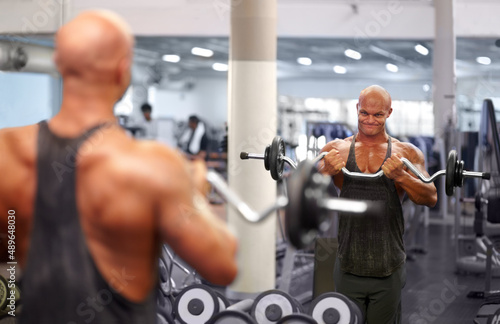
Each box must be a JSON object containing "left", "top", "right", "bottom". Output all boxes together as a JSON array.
[
  {"left": 137, "top": 102, "right": 158, "bottom": 140},
  {"left": 178, "top": 115, "right": 209, "bottom": 160}
]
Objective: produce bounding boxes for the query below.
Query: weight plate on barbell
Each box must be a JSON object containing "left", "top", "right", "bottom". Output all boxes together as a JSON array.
[
  {"left": 251, "top": 290, "right": 300, "bottom": 324},
  {"left": 446, "top": 150, "right": 457, "bottom": 196},
  {"left": 173, "top": 284, "right": 220, "bottom": 324},
  {"left": 264, "top": 145, "right": 271, "bottom": 171},
  {"left": 270, "top": 136, "right": 286, "bottom": 181},
  {"left": 286, "top": 161, "right": 328, "bottom": 249}
]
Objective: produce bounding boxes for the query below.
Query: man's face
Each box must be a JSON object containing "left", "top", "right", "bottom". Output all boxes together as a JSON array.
[
  {"left": 188, "top": 121, "right": 197, "bottom": 130},
  {"left": 356, "top": 97, "right": 392, "bottom": 136},
  {"left": 143, "top": 111, "right": 152, "bottom": 121}
]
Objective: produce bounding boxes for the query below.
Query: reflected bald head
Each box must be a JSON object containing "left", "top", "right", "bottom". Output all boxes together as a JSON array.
[
  {"left": 359, "top": 85, "right": 392, "bottom": 110},
  {"left": 54, "top": 10, "right": 134, "bottom": 82}
]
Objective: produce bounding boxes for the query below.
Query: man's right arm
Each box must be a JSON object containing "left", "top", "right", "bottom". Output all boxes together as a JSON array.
[{"left": 156, "top": 150, "right": 238, "bottom": 285}]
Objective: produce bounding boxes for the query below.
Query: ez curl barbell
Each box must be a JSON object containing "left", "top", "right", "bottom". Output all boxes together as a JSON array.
[
  {"left": 207, "top": 160, "right": 386, "bottom": 249},
  {"left": 240, "top": 136, "right": 491, "bottom": 196}
]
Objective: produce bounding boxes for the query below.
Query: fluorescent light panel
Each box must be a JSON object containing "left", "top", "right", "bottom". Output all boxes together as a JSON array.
[
  {"left": 476, "top": 56, "right": 491, "bottom": 65},
  {"left": 212, "top": 63, "right": 228, "bottom": 72},
  {"left": 386, "top": 63, "right": 398, "bottom": 72},
  {"left": 344, "top": 49, "right": 362, "bottom": 60},
  {"left": 191, "top": 47, "right": 214, "bottom": 57},
  {"left": 162, "top": 55, "right": 180, "bottom": 63},
  {"left": 297, "top": 57, "right": 312, "bottom": 66},
  {"left": 333, "top": 65, "right": 347, "bottom": 74},
  {"left": 414, "top": 44, "right": 429, "bottom": 56}
]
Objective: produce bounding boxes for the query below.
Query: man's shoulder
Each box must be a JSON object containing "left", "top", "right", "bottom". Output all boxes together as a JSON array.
[
  {"left": 0, "top": 124, "right": 39, "bottom": 159},
  {"left": 108, "top": 140, "right": 187, "bottom": 185},
  {"left": 322, "top": 136, "right": 352, "bottom": 151},
  {"left": 391, "top": 140, "right": 423, "bottom": 159}
]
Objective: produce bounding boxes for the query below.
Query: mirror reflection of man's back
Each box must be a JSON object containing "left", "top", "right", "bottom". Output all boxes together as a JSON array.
[{"left": 0, "top": 10, "right": 237, "bottom": 324}]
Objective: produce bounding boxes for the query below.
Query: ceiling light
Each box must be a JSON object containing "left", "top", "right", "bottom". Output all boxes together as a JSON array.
[
  {"left": 344, "top": 49, "right": 362, "bottom": 60},
  {"left": 191, "top": 47, "right": 214, "bottom": 57},
  {"left": 333, "top": 65, "right": 347, "bottom": 74},
  {"left": 297, "top": 57, "right": 312, "bottom": 66},
  {"left": 212, "top": 63, "right": 228, "bottom": 72},
  {"left": 423, "top": 84, "right": 430, "bottom": 92},
  {"left": 162, "top": 55, "right": 180, "bottom": 63},
  {"left": 386, "top": 63, "right": 398, "bottom": 72},
  {"left": 414, "top": 44, "right": 429, "bottom": 56},
  {"left": 476, "top": 56, "right": 491, "bottom": 65}
]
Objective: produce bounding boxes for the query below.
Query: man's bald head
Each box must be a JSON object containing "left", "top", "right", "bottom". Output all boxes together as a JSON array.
[
  {"left": 54, "top": 10, "right": 134, "bottom": 83},
  {"left": 358, "top": 85, "right": 392, "bottom": 111}
]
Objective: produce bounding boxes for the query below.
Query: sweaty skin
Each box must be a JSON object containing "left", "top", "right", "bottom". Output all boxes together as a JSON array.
[
  {"left": 0, "top": 10, "right": 237, "bottom": 303},
  {"left": 320, "top": 85, "right": 438, "bottom": 207}
]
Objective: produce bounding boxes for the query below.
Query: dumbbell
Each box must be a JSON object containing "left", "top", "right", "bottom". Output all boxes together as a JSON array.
[
  {"left": 0, "top": 275, "right": 21, "bottom": 319},
  {"left": 207, "top": 166, "right": 383, "bottom": 250},
  {"left": 309, "top": 292, "right": 363, "bottom": 324},
  {"left": 208, "top": 299, "right": 256, "bottom": 324},
  {"left": 250, "top": 290, "right": 303, "bottom": 324},
  {"left": 277, "top": 314, "right": 318, "bottom": 324},
  {"left": 173, "top": 284, "right": 229, "bottom": 324}
]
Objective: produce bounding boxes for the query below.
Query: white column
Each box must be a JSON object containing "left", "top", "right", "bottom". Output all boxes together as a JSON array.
[
  {"left": 226, "top": 0, "right": 277, "bottom": 299},
  {"left": 432, "top": 0, "right": 456, "bottom": 217}
]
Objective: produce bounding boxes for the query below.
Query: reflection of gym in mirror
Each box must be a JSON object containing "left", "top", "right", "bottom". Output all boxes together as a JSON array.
[{"left": 2, "top": 2, "right": 500, "bottom": 324}]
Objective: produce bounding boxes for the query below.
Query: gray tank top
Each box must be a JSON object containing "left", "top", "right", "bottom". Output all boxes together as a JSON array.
[
  {"left": 337, "top": 136, "right": 405, "bottom": 277},
  {"left": 20, "top": 120, "right": 157, "bottom": 324}
]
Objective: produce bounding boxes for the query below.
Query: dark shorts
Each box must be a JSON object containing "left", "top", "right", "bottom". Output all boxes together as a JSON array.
[{"left": 333, "top": 258, "right": 406, "bottom": 324}]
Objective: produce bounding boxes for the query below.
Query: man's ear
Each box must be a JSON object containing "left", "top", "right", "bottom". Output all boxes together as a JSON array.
[
  {"left": 356, "top": 102, "right": 360, "bottom": 113},
  {"left": 386, "top": 107, "right": 393, "bottom": 118},
  {"left": 116, "top": 56, "right": 131, "bottom": 86}
]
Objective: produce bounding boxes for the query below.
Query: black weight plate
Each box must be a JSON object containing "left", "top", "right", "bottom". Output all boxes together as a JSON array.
[
  {"left": 446, "top": 150, "right": 457, "bottom": 196},
  {"left": 286, "top": 161, "right": 326, "bottom": 249},
  {"left": 214, "top": 291, "right": 230, "bottom": 312},
  {"left": 173, "top": 284, "right": 220, "bottom": 324},
  {"left": 264, "top": 145, "right": 271, "bottom": 171},
  {"left": 208, "top": 310, "right": 257, "bottom": 324},
  {"left": 251, "top": 290, "right": 299, "bottom": 324},
  {"left": 277, "top": 314, "right": 317, "bottom": 324},
  {"left": 0, "top": 276, "right": 8, "bottom": 311},
  {"left": 158, "top": 288, "right": 175, "bottom": 320},
  {"left": 270, "top": 136, "right": 286, "bottom": 181}
]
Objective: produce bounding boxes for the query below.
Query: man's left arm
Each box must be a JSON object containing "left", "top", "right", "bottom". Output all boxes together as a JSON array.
[{"left": 382, "top": 145, "right": 438, "bottom": 207}]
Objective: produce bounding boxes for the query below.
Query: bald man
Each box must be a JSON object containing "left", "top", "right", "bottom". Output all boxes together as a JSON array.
[
  {"left": 320, "top": 85, "right": 437, "bottom": 324},
  {"left": 0, "top": 10, "right": 237, "bottom": 324}
]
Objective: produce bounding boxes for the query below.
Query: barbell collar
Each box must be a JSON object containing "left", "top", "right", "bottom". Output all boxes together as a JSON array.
[
  {"left": 240, "top": 152, "right": 264, "bottom": 160},
  {"left": 463, "top": 170, "right": 491, "bottom": 180}
]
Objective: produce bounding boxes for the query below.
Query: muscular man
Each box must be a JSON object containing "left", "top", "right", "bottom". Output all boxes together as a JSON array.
[
  {"left": 320, "top": 85, "right": 437, "bottom": 323},
  {"left": 0, "top": 10, "right": 237, "bottom": 324}
]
